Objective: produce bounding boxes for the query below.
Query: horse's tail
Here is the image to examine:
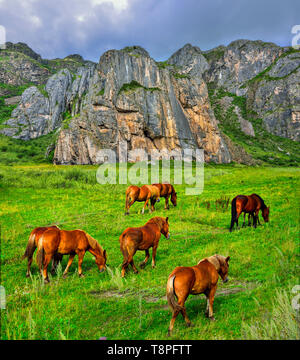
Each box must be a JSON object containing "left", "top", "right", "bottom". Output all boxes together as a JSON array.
[
  {"left": 166, "top": 275, "right": 183, "bottom": 313},
  {"left": 125, "top": 188, "right": 131, "bottom": 212},
  {"left": 230, "top": 197, "right": 237, "bottom": 232},
  {"left": 36, "top": 237, "right": 45, "bottom": 271},
  {"left": 22, "top": 232, "right": 36, "bottom": 260}
]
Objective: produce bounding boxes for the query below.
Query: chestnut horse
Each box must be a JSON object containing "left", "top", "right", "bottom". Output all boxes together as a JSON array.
[
  {"left": 125, "top": 185, "right": 160, "bottom": 215},
  {"left": 36, "top": 228, "right": 107, "bottom": 283},
  {"left": 119, "top": 217, "right": 170, "bottom": 277},
  {"left": 166, "top": 254, "right": 230, "bottom": 336},
  {"left": 230, "top": 193, "right": 269, "bottom": 231},
  {"left": 152, "top": 183, "right": 177, "bottom": 209},
  {"left": 22, "top": 225, "right": 62, "bottom": 277}
]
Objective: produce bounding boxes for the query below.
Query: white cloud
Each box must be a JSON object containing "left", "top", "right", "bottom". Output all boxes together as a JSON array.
[
  {"left": 30, "top": 15, "right": 42, "bottom": 27},
  {"left": 91, "top": 0, "right": 128, "bottom": 11}
]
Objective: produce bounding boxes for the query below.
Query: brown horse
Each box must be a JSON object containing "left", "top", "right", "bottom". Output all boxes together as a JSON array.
[
  {"left": 152, "top": 183, "right": 177, "bottom": 209},
  {"left": 166, "top": 254, "right": 230, "bottom": 336},
  {"left": 119, "top": 217, "right": 170, "bottom": 277},
  {"left": 125, "top": 185, "right": 160, "bottom": 215},
  {"left": 22, "top": 225, "right": 62, "bottom": 277},
  {"left": 230, "top": 193, "right": 269, "bottom": 231},
  {"left": 36, "top": 228, "right": 107, "bottom": 283}
]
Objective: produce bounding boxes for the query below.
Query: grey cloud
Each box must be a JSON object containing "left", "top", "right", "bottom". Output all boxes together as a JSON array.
[{"left": 0, "top": 0, "right": 299, "bottom": 62}]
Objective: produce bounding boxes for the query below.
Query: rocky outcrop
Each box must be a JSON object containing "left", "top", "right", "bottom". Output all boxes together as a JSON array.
[
  {"left": 1, "top": 65, "right": 95, "bottom": 140},
  {"left": 204, "top": 40, "right": 300, "bottom": 141},
  {"left": 1, "top": 40, "right": 299, "bottom": 164},
  {"left": 53, "top": 45, "right": 231, "bottom": 164}
]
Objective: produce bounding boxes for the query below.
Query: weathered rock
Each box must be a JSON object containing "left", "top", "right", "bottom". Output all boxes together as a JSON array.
[
  {"left": 1, "top": 65, "right": 95, "bottom": 140},
  {"left": 53, "top": 45, "right": 232, "bottom": 164},
  {"left": 1, "top": 40, "right": 299, "bottom": 164}
]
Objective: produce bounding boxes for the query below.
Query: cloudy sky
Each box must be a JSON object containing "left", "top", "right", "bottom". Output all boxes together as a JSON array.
[{"left": 0, "top": 0, "right": 299, "bottom": 62}]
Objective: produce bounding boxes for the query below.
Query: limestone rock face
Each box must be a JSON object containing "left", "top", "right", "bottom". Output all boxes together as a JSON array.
[
  {"left": 53, "top": 45, "right": 232, "bottom": 164},
  {"left": 1, "top": 41, "right": 299, "bottom": 164},
  {"left": 204, "top": 40, "right": 300, "bottom": 141},
  {"left": 1, "top": 66, "right": 95, "bottom": 140}
]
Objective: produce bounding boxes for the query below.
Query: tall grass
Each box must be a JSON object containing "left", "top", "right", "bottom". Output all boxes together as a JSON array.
[{"left": 242, "top": 288, "right": 300, "bottom": 340}]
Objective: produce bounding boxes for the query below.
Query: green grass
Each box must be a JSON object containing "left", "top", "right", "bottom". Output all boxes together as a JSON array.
[
  {"left": 0, "top": 164, "right": 299, "bottom": 339},
  {"left": 118, "top": 80, "right": 161, "bottom": 95},
  {"left": 0, "top": 132, "right": 57, "bottom": 165}
]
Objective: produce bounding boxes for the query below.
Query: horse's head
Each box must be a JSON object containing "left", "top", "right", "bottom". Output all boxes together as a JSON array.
[
  {"left": 171, "top": 191, "right": 177, "bottom": 207},
  {"left": 161, "top": 217, "right": 170, "bottom": 239},
  {"left": 216, "top": 255, "right": 230, "bottom": 283},
  {"left": 95, "top": 248, "right": 107, "bottom": 273},
  {"left": 262, "top": 206, "right": 270, "bottom": 222}
]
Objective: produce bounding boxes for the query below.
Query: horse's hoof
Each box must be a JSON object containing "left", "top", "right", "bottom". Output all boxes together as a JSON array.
[
  {"left": 134, "top": 270, "right": 139, "bottom": 274},
  {"left": 186, "top": 322, "right": 194, "bottom": 328},
  {"left": 44, "top": 278, "right": 50, "bottom": 284},
  {"left": 167, "top": 330, "right": 172, "bottom": 337},
  {"left": 26, "top": 273, "right": 30, "bottom": 278},
  {"left": 209, "top": 316, "right": 215, "bottom": 321},
  {"left": 139, "top": 262, "right": 146, "bottom": 269},
  {"left": 79, "top": 274, "right": 85, "bottom": 278},
  {"left": 63, "top": 273, "right": 68, "bottom": 279}
]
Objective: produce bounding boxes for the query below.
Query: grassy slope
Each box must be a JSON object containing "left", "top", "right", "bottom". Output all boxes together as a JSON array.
[{"left": 0, "top": 164, "right": 299, "bottom": 339}]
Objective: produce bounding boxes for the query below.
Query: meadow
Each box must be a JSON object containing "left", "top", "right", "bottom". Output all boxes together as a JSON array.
[{"left": 0, "top": 163, "right": 299, "bottom": 340}]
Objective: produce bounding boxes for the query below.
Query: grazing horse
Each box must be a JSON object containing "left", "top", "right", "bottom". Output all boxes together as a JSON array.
[
  {"left": 22, "top": 225, "right": 62, "bottom": 277},
  {"left": 152, "top": 183, "right": 177, "bottom": 209},
  {"left": 119, "top": 217, "right": 170, "bottom": 277},
  {"left": 36, "top": 228, "right": 107, "bottom": 283},
  {"left": 124, "top": 185, "right": 160, "bottom": 215},
  {"left": 230, "top": 193, "right": 270, "bottom": 232},
  {"left": 166, "top": 254, "right": 230, "bottom": 336}
]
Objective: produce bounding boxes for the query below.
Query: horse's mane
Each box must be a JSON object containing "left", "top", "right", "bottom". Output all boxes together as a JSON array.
[
  {"left": 147, "top": 217, "right": 165, "bottom": 228},
  {"left": 85, "top": 232, "right": 103, "bottom": 253},
  {"left": 252, "top": 194, "right": 266, "bottom": 209}
]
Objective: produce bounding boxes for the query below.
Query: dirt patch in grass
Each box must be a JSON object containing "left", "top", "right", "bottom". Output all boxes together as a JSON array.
[{"left": 90, "top": 281, "right": 259, "bottom": 303}]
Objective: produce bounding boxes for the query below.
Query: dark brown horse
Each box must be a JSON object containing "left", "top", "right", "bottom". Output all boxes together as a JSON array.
[
  {"left": 230, "top": 193, "right": 269, "bottom": 232},
  {"left": 166, "top": 254, "right": 230, "bottom": 336},
  {"left": 36, "top": 228, "right": 107, "bottom": 283},
  {"left": 23, "top": 225, "right": 62, "bottom": 277},
  {"left": 152, "top": 183, "right": 177, "bottom": 209},
  {"left": 125, "top": 185, "right": 160, "bottom": 215},
  {"left": 119, "top": 217, "right": 170, "bottom": 277}
]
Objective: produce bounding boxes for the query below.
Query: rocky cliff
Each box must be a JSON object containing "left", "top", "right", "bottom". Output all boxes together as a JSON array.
[{"left": 0, "top": 41, "right": 299, "bottom": 165}]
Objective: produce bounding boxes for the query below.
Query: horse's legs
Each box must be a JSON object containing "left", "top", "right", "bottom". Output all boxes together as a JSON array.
[
  {"left": 150, "top": 198, "right": 157, "bottom": 212},
  {"left": 165, "top": 196, "right": 169, "bottom": 210},
  {"left": 242, "top": 213, "right": 246, "bottom": 227},
  {"left": 130, "top": 259, "right": 139, "bottom": 274},
  {"left": 121, "top": 260, "right": 129, "bottom": 278},
  {"left": 168, "top": 309, "right": 180, "bottom": 336},
  {"left": 77, "top": 250, "right": 85, "bottom": 277},
  {"left": 51, "top": 253, "right": 63, "bottom": 274},
  {"left": 63, "top": 254, "right": 75, "bottom": 278},
  {"left": 207, "top": 285, "right": 217, "bottom": 320},
  {"left": 248, "top": 213, "right": 252, "bottom": 226},
  {"left": 42, "top": 254, "right": 53, "bottom": 284},
  {"left": 140, "top": 249, "right": 150, "bottom": 268},
  {"left": 126, "top": 199, "right": 135, "bottom": 215},
  {"left": 178, "top": 298, "right": 192, "bottom": 327},
  {"left": 142, "top": 197, "right": 151, "bottom": 214},
  {"left": 152, "top": 246, "right": 158, "bottom": 268}
]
